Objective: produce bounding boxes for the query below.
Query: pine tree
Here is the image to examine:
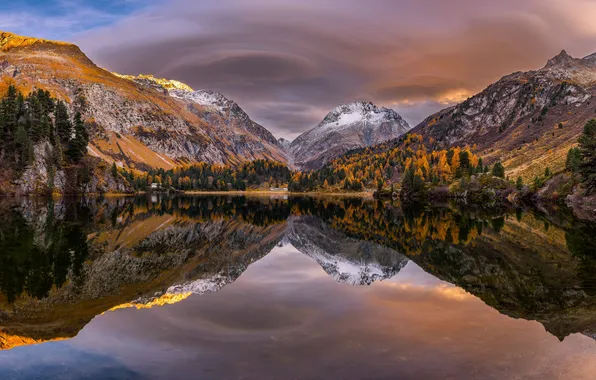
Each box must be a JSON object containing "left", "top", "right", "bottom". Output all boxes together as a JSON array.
[
  {"left": 578, "top": 119, "right": 596, "bottom": 195},
  {"left": 2, "top": 85, "right": 19, "bottom": 157},
  {"left": 54, "top": 101, "right": 72, "bottom": 145},
  {"left": 459, "top": 150, "right": 470, "bottom": 169},
  {"left": 492, "top": 162, "right": 505, "bottom": 178},
  {"left": 566, "top": 147, "right": 581, "bottom": 173},
  {"left": 516, "top": 176, "right": 524, "bottom": 190},
  {"left": 14, "top": 125, "right": 33, "bottom": 167},
  {"left": 3, "top": 85, "right": 18, "bottom": 136},
  {"left": 68, "top": 112, "right": 89, "bottom": 163},
  {"left": 28, "top": 95, "right": 44, "bottom": 143}
]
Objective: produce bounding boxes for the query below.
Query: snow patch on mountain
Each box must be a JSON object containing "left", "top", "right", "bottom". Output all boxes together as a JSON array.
[{"left": 169, "top": 89, "right": 231, "bottom": 113}]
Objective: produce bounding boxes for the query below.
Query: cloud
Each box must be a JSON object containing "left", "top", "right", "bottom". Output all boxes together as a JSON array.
[
  {"left": 374, "top": 76, "right": 471, "bottom": 104},
  {"left": 70, "top": 0, "right": 596, "bottom": 139}
]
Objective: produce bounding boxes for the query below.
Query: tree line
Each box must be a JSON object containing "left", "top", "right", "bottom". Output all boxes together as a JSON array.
[{"left": 116, "top": 159, "right": 291, "bottom": 192}]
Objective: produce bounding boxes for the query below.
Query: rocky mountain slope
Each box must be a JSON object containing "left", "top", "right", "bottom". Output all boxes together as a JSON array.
[
  {"left": 411, "top": 50, "right": 596, "bottom": 180},
  {"left": 290, "top": 102, "right": 410, "bottom": 170},
  {"left": 0, "top": 31, "right": 287, "bottom": 172}
]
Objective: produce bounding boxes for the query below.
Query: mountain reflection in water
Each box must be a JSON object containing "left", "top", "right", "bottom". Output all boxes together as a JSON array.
[{"left": 0, "top": 195, "right": 596, "bottom": 379}]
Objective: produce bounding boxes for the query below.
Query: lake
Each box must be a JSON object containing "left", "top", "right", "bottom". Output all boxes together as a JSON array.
[{"left": 1, "top": 195, "right": 596, "bottom": 379}]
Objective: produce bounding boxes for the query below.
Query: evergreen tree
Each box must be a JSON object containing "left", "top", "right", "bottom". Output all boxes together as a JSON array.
[
  {"left": 492, "top": 161, "right": 505, "bottom": 178},
  {"left": 578, "top": 119, "right": 596, "bottom": 194},
  {"left": 68, "top": 112, "right": 89, "bottom": 163},
  {"left": 566, "top": 147, "right": 581, "bottom": 173},
  {"left": 401, "top": 167, "right": 426, "bottom": 201},
  {"left": 459, "top": 150, "right": 470, "bottom": 169},
  {"left": 3, "top": 85, "right": 18, "bottom": 136},
  {"left": 516, "top": 176, "right": 524, "bottom": 190},
  {"left": 14, "top": 125, "right": 33, "bottom": 166},
  {"left": 2, "top": 85, "right": 19, "bottom": 154},
  {"left": 28, "top": 95, "right": 44, "bottom": 143},
  {"left": 54, "top": 101, "right": 72, "bottom": 145}
]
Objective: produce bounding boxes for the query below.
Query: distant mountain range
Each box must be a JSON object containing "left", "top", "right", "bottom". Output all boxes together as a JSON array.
[
  {"left": 2, "top": 30, "right": 596, "bottom": 184},
  {"left": 0, "top": 31, "right": 413, "bottom": 175}
]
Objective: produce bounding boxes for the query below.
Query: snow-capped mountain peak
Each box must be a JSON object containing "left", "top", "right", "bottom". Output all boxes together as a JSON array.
[
  {"left": 321, "top": 101, "right": 400, "bottom": 127},
  {"left": 289, "top": 101, "right": 410, "bottom": 170}
]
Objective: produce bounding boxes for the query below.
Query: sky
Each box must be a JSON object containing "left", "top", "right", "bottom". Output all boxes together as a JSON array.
[{"left": 3, "top": 0, "right": 596, "bottom": 140}]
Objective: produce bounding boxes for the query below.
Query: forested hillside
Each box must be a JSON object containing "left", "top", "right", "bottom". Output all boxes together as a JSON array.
[{"left": 289, "top": 134, "right": 486, "bottom": 193}]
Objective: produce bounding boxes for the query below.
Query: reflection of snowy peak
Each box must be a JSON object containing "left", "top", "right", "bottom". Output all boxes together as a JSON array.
[
  {"left": 286, "top": 216, "right": 408, "bottom": 285},
  {"left": 167, "top": 274, "right": 230, "bottom": 295},
  {"left": 303, "top": 244, "right": 395, "bottom": 285},
  {"left": 289, "top": 101, "right": 410, "bottom": 170}
]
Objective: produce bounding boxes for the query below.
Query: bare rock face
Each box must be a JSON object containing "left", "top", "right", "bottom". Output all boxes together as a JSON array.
[
  {"left": 15, "top": 142, "right": 62, "bottom": 195},
  {"left": 410, "top": 50, "right": 596, "bottom": 180},
  {"left": 14, "top": 142, "right": 133, "bottom": 195},
  {"left": 0, "top": 31, "right": 287, "bottom": 174},
  {"left": 289, "top": 101, "right": 410, "bottom": 170}
]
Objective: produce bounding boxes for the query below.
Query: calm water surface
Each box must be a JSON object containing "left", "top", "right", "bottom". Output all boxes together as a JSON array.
[{"left": 0, "top": 195, "right": 596, "bottom": 379}]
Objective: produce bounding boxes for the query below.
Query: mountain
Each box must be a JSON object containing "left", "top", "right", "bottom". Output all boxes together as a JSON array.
[
  {"left": 410, "top": 50, "right": 596, "bottom": 180},
  {"left": 114, "top": 73, "right": 284, "bottom": 157},
  {"left": 285, "top": 215, "right": 408, "bottom": 285},
  {"left": 289, "top": 101, "right": 410, "bottom": 170},
  {"left": 0, "top": 31, "right": 287, "bottom": 173},
  {"left": 277, "top": 137, "right": 292, "bottom": 152}
]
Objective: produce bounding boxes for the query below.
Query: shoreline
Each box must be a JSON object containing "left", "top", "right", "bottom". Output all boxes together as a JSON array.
[
  {"left": 0, "top": 190, "right": 374, "bottom": 198},
  {"left": 182, "top": 190, "right": 374, "bottom": 197}
]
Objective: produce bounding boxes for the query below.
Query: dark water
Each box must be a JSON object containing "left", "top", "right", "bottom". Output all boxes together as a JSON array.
[{"left": 1, "top": 195, "right": 596, "bottom": 379}]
